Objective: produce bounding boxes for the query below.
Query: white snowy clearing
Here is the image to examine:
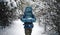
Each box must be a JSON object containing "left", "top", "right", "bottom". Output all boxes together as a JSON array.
[{"left": 0, "top": 19, "right": 47, "bottom": 35}]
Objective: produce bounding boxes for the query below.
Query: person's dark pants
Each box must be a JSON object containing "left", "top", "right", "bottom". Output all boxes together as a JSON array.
[
  {"left": 25, "top": 28, "right": 32, "bottom": 35},
  {"left": 24, "top": 22, "right": 33, "bottom": 35}
]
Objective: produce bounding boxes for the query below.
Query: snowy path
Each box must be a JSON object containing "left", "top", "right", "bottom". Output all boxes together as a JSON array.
[{"left": 0, "top": 19, "right": 46, "bottom": 35}]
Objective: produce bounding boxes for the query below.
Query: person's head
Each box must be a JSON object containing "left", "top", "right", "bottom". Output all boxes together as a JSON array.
[{"left": 25, "top": 7, "right": 32, "bottom": 13}]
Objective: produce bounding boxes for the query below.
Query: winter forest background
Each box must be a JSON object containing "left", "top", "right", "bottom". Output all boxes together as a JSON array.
[{"left": 0, "top": 0, "right": 60, "bottom": 35}]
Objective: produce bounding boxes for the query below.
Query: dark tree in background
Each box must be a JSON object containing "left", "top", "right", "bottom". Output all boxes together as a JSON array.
[
  {"left": 0, "top": 2, "right": 11, "bottom": 28},
  {"left": 54, "top": 0, "right": 60, "bottom": 35},
  {"left": 47, "top": 0, "right": 60, "bottom": 35},
  {"left": 0, "top": 0, "right": 20, "bottom": 28}
]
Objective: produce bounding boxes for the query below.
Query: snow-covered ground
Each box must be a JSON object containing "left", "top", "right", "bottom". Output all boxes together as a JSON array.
[{"left": 0, "top": 19, "right": 47, "bottom": 35}]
